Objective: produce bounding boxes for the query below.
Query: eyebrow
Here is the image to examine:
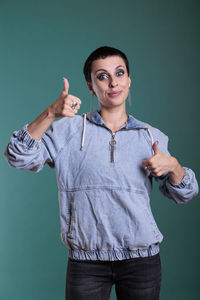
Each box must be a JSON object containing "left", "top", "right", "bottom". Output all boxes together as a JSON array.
[{"left": 95, "top": 65, "right": 125, "bottom": 74}]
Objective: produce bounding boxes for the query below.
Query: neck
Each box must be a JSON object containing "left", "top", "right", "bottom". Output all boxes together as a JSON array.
[{"left": 98, "top": 106, "right": 128, "bottom": 132}]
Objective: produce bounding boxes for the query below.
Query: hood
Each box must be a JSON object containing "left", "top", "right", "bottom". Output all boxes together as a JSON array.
[{"left": 80, "top": 110, "right": 155, "bottom": 155}]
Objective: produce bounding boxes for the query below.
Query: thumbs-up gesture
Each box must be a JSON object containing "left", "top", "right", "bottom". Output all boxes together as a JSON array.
[
  {"left": 49, "top": 77, "right": 82, "bottom": 119},
  {"left": 142, "top": 141, "right": 178, "bottom": 177}
]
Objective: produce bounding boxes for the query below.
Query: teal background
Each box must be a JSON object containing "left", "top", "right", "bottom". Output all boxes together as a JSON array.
[{"left": 1, "top": 0, "right": 199, "bottom": 299}]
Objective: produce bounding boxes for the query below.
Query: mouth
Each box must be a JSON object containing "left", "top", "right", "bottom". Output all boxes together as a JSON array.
[{"left": 107, "top": 91, "right": 122, "bottom": 97}]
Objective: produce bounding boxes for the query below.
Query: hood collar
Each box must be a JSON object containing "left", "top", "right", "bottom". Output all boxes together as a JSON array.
[
  {"left": 85, "top": 110, "right": 148, "bottom": 129},
  {"left": 80, "top": 110, "right": 154, "bottom": 155}
]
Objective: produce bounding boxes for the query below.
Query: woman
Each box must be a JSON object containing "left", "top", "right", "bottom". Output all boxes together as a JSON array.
[{"left": 4, "top": 46, "right": 199, "bottom": 300}]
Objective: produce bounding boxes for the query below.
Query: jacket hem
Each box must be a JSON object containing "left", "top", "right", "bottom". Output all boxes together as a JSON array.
[{"left": 68, "top": 244, "right": 160, "bottom": 261}]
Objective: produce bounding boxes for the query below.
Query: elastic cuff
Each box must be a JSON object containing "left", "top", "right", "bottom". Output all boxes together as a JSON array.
[
  {"left": 168, "top": 167, "right": 190, "bottom": 189},
  {"left": 15, "top": 124, "right": 41, "bottom": 150}
]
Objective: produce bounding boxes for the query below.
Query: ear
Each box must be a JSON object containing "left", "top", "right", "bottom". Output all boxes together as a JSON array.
[
  {"left": 87, "top": 82, "right": 95, "bottom": 95},
  {"left": 128, "top": 77, "right": 131, "bottom": 88}
]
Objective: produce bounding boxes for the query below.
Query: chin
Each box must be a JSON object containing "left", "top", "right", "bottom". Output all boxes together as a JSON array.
[{"left": 108, "top": 101, "right": 126, "bottom": 108}]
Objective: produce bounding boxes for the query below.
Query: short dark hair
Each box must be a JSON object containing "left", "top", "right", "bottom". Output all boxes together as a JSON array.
[{"left": 83, "top": 46, "right": 130, "bottom": 82}]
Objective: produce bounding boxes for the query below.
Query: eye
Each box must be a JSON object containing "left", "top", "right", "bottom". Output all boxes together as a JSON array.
[
  {"left": 97, "top": 73, "right": 109, "bottom": 81},
  {"left": 116, "top": 69, "right": 125, "bottom": 77}
]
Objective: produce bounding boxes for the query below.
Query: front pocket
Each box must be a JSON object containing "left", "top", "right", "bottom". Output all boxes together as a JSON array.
[
  {"left": 65, "top": 187, "right": 163, "bottom": 251},
  {"left": 66, "top": 188, "right": 137, "bottom": 251}
]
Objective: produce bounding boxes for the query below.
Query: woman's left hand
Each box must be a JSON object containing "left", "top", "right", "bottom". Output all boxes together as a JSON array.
[{"left": 142, "top": 141, "right": 185, "bottom": 184}]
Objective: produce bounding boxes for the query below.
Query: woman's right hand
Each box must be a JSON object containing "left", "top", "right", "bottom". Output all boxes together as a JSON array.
[
  {"left": 27, "top": 78, "right": 82, "bottom": 140},
  {"left": 48, "top": 77, "right": 82, "bottom": 119}
]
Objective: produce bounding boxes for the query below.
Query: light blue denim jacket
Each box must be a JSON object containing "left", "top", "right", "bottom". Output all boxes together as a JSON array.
[{"left": 4, "top": 110, "right": 199, "bottom": 261}]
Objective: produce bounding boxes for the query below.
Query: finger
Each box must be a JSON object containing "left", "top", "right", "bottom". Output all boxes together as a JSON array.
[
  {"left": 142, "top": 159, "right": 152, "bottom": 169},
  {"left": 62, "top": 77, "right": 69, "bottom": 94},
  {"left": 71, "top": 96, "right": 82, "bottom": 105},
  {"left": 75, "top": 104, "right": 81, "bottom": 110},
  {"left": 71, "top": 102, "right": 78, "bottom": 110},
  {"left": 142, "top": 159, "right": 148, "bottom": 167},
  {"left": 67, "top": 106, "right": 76, "bottom": 114},
  {"left": 62, "top": 110, "right": 75, "bottom": 117},
  {"left": 150, "top": 167, "right": 163, "bottom": 177},
  {"left": 143, "top": 164, "right": 150, "bottom": 171},
  {"left": 152, "top": 141, "right": 159, "bottom": 156},
  {"left": 65, "top": 112, "right": 75, "bottom": 118},
  {"left": 71, "top": 98, "right": 82, "bottom": 110},
  {"left": 68, "top": 106, "right": 78, "bottom": 113},
  {"left": 64, "top": 95, "right": 82, "bottom": 107},
  {"left": 150, "top": 171, "right": 157, "bottom": 177}
]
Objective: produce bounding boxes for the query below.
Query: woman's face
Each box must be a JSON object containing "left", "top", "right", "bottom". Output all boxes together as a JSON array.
[{"left": 88, "top": 55, "right": 131, "bottom": 109}]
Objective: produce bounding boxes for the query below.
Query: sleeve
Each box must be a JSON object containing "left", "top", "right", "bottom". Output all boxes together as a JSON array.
[
  {"left": 4, "top": 118, "right": 71, "bottom": 173},
  {"left": 150, "top": 127, "right": 199, "bottom": 204}
]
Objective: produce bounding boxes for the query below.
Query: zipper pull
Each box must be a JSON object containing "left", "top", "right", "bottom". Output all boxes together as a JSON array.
[{"left": 109, "top": 132, "right": 116, "bottom": 163}]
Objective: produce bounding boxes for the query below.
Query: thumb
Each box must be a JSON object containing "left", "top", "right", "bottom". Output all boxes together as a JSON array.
[
  {"left": 62, "top": 77, "right": 69, "bottom": 94},
  {"left": 152, "top": 141, "right": 159, "bottom": 155}
]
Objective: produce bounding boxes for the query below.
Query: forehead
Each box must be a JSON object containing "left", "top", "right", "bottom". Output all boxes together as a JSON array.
[{"left": 91, "top": 56, "right": 126, "bottom": 72}]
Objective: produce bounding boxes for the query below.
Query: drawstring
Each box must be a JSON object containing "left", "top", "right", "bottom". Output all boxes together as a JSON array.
[
  {"left": 80, "top": 113, "right": 87, "bottom": 150},
  {"left": 146, "top": 128, "right": 155, "bottom": 156}
]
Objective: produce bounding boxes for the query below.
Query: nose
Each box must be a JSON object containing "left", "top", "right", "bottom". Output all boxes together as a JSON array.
[{"left": 109, "top": 76, "right": 118, "bottom": 88}]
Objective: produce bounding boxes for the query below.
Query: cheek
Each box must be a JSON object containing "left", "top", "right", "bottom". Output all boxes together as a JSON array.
[
  {"left": 119, "top": 75, "right": 129, "bottom": 86},
  {"left": 121, "top": 79, "right": 130, "bottom": 89},
  {"left": 93, "top": 82, "right": 106, "bottom": 95}
]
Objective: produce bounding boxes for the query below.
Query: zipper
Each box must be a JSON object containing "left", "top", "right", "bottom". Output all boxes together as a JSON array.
[
  {"left": 109, "top": 132, "right": 116, "bottom": 163},
  {"left": 102, "top": 121, "right": 127, "bottom": 163}
]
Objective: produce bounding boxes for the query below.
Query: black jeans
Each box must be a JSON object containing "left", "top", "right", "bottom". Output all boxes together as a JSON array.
[{"left": 65, "top": 253, "right": 162, "bottom": 300}]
